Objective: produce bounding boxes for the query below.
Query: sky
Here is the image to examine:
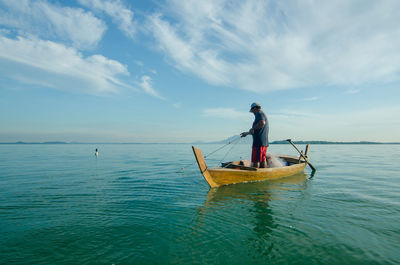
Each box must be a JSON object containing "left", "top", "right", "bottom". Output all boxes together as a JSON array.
[{"left": 0, "top": 0, "right": 399, "bottom": 143}]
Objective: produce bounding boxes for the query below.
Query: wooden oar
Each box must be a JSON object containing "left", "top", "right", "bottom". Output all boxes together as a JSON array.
[{"left": 286, "top": 139, "right": 316, "bottom": 171}]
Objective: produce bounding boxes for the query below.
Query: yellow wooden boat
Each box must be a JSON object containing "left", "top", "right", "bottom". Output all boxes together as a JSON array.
[{"left": 192, "top": 146, "right": 308, "bottom": 188}]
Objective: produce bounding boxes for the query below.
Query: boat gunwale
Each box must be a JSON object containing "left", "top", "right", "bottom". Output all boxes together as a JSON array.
[
  {"left": 209, "top": 161, "right": 306, "bottom": 173},
  {"left": 213, "top": 154, "right": 306, "bottom": 173}
]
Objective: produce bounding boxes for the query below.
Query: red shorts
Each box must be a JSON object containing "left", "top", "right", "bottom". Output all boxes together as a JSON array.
[{"left": 251, "top": 146, "right": 268, "bottom": 163}]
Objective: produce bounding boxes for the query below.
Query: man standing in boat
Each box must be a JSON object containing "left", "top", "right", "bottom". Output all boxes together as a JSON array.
[{"left": 241, "top": 102, "right": 269, "bottom": 168}]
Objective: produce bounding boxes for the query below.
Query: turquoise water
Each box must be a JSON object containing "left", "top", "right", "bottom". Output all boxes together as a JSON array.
[{"left": 0, "top": 144, "right": 399, "bottom": 264}]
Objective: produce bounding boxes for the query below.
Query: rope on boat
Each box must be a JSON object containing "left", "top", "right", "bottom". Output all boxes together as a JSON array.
[
  {"left": 179, "top": 135, "right": 242, "bottom": 172},
  {"left": 219, "top": 136, "right": 243, "bottom": 166},
  {"left": 204, "top": 135, "right": 242, "bottom": 159}
]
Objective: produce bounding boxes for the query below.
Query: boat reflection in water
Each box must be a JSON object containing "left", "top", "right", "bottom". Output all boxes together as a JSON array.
[{"left": 189, "top": 172, "right": 310, "bottom": 261}]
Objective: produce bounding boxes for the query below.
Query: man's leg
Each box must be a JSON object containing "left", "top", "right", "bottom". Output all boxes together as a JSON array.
[
  {"left": 259, "top": 146, "right": 268, "bottom": 168},
  {"left": 251, "top": 146, "right": 259, "bottom": 168}
]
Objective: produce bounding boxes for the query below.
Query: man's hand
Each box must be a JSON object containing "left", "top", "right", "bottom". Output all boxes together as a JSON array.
[{"left": 241, "top": 128, "right": 254, "bottom": 137}]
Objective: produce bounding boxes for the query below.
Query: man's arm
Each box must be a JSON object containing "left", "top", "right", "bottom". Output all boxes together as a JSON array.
[
  {"left": 241, "top": 120, "right": 266, "bottom": 137},
  {"left": 252, "top": 120, "right": 266, "bottom": 130}
]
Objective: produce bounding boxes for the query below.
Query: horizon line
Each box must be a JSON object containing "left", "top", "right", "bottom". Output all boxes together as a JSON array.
[{"left": 1, "top": 140, "right": 399, "bottom": 145}]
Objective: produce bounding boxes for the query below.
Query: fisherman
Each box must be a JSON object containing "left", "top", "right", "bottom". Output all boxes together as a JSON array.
[{"left": 240, "top": 102, "right": 269, "bottom": 168}]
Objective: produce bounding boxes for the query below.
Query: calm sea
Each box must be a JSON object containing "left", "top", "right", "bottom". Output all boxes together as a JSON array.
[{"left": 0, "top": 143, "right": 399, "bottom": 265}]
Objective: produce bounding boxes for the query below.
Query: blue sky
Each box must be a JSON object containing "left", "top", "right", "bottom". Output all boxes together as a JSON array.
[{"left": 0, "top": 0, "right": 399, "bottom": 143}]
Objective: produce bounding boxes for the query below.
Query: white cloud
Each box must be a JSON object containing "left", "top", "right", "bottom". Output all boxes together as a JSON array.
[
  {"left": 0, "top": 0, "right": 106, "bottom": 50},
  {"left": 172, "top": 103, "right": 181, "bottom": 108},
  {"left": 78, "top": 0, "right": 136, "bottom": 38},
  {"left": 0, "top": 34, "right": 131, "bottom": 94},
  {"left": 147, "top": 14, "right": 231, "bottom": 86},
  {"left": 345, "top": 89, "right": 360, "bottom": 94},
  {"left": 301, "top": 96, "right": 318, "bottom": 101},
  {"left": 135, "top": 60, "right": 144, "bottom": 67},
  {"left": 269, "top": 106, "right": 400, "bottom": 142},
  {"left": 203, "top": 108, "right": 251, "bottom": 120},
  {"left": 269, "top": 110, "right": 315, "bottom": 120},
  {"left": 138, "top": 75, "right": 165, "bottom": 99},
  {"left": 147, "top": 0, "right": 400, "bottom": 92}
]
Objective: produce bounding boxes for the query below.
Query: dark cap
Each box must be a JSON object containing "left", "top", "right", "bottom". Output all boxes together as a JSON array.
[{"left": 249, "top": 102, "right": 261, "bottom": 111}]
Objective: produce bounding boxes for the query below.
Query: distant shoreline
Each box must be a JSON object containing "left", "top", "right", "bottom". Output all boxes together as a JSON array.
[{"left": 1, "top": 141, "right": 399, "bottom": 145}]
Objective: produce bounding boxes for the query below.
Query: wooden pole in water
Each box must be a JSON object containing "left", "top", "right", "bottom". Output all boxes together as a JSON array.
[
  {"left": 286, "top": 139, "right": 316, "bottom": 171},
  {"left": 304, "top": 144, "right": 310, "bottom": 157}
]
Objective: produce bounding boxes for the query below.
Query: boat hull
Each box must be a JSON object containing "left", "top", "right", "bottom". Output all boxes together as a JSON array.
[
  {"left": 192, "top": 146, "right": 306, "bottom": 188},
  {"left": 207, "top": 163, "right": 306, "bottom": 186}
]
